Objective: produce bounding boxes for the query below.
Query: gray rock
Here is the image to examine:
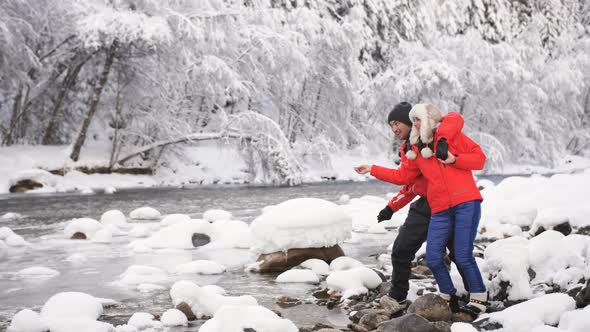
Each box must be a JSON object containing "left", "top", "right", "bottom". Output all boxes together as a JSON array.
[
  {"left": 407, "top": 294, "right": 451, "bottom": 322},
  {"left": 575, "top": 279, "right": 590, "bottom": 308},
  {"left": 451, "top": 312, "right": 474, "bottom": 323},
  {"left": 432, "top": 321, "right": 451, "bottom": 332},
  {"left": 359, "top": 311, "right": 390, "bottom": 330},
  {"left": 276, "top": 295, "right": 301, "bottom": 308},
  {"left": 192, "top": 233, "right": 211, "bottom": 247},
  {"left": 71, "top": 232, "right": 87, "bottom": 240},
  {"left": 379, "top": 295, "right": 405, "bottom": 315},
  {"left": 176, "top": 302, "right": 196, "bottom": 321},
  {"left": 347, "top": 323, "right": 370, "bottom": 332},
  {"left": 378, "top": 314, "right": 440, "bottom": 332},
  {"left": 316, "top": 329, "right": 341, "bottom": 332}
]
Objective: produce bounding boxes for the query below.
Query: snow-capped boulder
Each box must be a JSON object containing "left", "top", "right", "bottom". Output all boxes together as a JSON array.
[{"left": 129, "top": 207, "right": 161, "bottom": 220}]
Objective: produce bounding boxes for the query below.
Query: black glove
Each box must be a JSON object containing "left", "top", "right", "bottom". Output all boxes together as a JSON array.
[
  {"left": 436, "top": 138, "right": 449, "bottom": 160},
  {"left": 377, "top": 206, "right": 394, "bottom": 222}
]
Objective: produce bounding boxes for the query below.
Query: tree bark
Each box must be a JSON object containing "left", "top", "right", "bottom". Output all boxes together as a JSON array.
[
  {"left": 2, "top": 85, "right": 23, "bottom": 146},
  {"left": 70, "top": 41, "right": 118, "bottom": 161},
  {"left": 42, "top": 54, "right": 93, "bottom": 145}
]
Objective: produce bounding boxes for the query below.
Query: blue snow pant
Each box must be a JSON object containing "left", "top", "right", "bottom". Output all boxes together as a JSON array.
[{"left": 426, "top": 200, "right": 486, "bottom": 295}]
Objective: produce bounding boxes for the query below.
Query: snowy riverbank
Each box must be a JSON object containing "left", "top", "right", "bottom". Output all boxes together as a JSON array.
[{"left": 2, "top": 144, "right": 590, "bottom": 196}]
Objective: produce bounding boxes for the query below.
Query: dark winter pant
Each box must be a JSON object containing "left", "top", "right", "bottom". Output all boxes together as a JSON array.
[
  {"left": 426, "top": 200, "right": 486, "bottom": 296},
  {"left": 390, "top": 198, "right": 468, "bottom": 301}
]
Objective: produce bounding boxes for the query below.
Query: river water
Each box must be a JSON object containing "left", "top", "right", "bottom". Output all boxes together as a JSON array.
[
  {"left": 0, "top": 180, "right": 409, "bottom": 330},
  {"left": 0, "top": 177, "right": 506, "bottom": 330}
]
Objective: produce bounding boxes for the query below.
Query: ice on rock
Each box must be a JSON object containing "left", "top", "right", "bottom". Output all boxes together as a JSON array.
[
  {"left": 326, "top": 267, "right": 382, "bottom": 299},
  {"left": 487, "top": 293, "right": 575, "bottom": 332},
  {"left": 160, "top": 213, "right": 191, "bottom": 226},
  {"left": 169, "top": 280, "right": 256, "bottom": 319},
  {"left": 117, "top": 265, "right": 168, "bottom": 286},
  {"left": 299, "top": 259, "right": 330, "bottom": 275},
  {"left": 100, "top": 210, "right": 127, "bottom": 227},
  {"left": 330, "top": 256, "right": 365, "bottom": 271},
  {"left": 18, "top": 267, "right": 60, "bottom": 279},
  {"left": 199, "top": 305, "right": 298, "bottom": 332},
  {"left": 174, "top": 260, "right": 226, "bottom": 275},
  {"left": 276, "top": 269, "right": 319, "bottom": 284},
  {"left": 203, "top": 209, "right": 232, "bottom": 222},
  {"left": 64, "top": 218, "right": 103, "bottom": 239},
  {"left": 160, "top": 309, "right": 188, "bottom": 327},
  {"left": 7, "top": 309, "right": 48, "bottom": 332},
  {"left": 128, "top": 312, "right": 161, "bottom": 330},
  {"left": 41, "top": 292, "right": 103, "bottom": 320},
  {"left": 129, "top": 207, "right": 161, "bottom": 220},
  {"left": 250, "top": 198, "right": 352, "bottom": 254}
]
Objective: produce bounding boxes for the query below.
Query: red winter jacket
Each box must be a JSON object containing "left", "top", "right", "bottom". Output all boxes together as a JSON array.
[
  {"left": 387, "top": 175, "right": 427, "bottom": 211},
  {"left": 372, "top": 112, "right": 485, "bottom": 214}
]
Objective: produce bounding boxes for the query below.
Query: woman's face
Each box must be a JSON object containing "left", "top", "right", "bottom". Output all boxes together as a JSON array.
[{"left": 413, "top": 117, "right": 421, "bottom": 130}]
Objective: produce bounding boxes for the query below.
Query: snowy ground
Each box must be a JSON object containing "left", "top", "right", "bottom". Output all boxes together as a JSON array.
[
  {"left": 2, "top": 170, "right": 590, "bottom": 331},
  {"left": 3, "top": 144, "right": 589, "bottom": 195}
]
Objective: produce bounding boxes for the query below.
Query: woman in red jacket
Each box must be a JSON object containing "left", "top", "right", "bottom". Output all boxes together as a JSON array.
[{"left": 355, "top": 104, "right": 488, "bottom": 317}]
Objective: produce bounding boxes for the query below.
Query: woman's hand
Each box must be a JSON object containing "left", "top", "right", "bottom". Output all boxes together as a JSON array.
[
  {"left": 354, "top": 165, "right": 372, "bottom": 174},
  {"left": 438, "top": 152, "right": 456, "bottom": 164}
]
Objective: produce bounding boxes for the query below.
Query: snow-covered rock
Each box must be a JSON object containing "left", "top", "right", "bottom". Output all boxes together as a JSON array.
[
  {"left": 18, "top": 267, "right": 60, "bottom": 279},
  {"left": 0, "top": 227, "right": 28, "bottom": 246},
  {"left": 299, "top": 258, "right": 330, "bottom": 275},
  {"left": 7, "top": 309, "right": 48, "bottom": 332},
  {"left": 135, "top": 218, "right": 251, "bottom": 250},
  {"left": 160, "top": 309, "right": 188, "bottom": 327},
  {"left": 116, "top": 265, "right": 168, "bottom": 286},
  {"left": 92, "top": 228, "right": 113, "bottom": 243},
  {"left": 485, "top": 236, "right": 532, "bottom": 300},
  {"left": 129, "top": 207, "right": 161, "bottom": 220},
  {"left": 486, "top": 293, "right": 576, "bottom": 332},
  {"left": 250, "top": 198, "right": 352, "bottom": 254},
  {"left": 1, "top": 212, "right": 23, "bottom": 221},
  {"left": 203, "top": 209, "right": 232, "bottom": 222},
  {"left": 41, "top": 292, "right": 103, "bottom": 320},
  {"left": 276, "top": 269, "right": 319, "bottom": 284},
  {"left": 169, "top": 280, "right": 256, "bottom": 319},
  {"left": 330, "top": 256, "right": 365, "bottom": 271},
  {"left": 128, "top": 225, "right": 150, "bottom": 238},
  {"left": 100, "top": 210, "right": 127, "bottom": 227},
  {"left": 8, "top": 169, "right": 59, "bottom": 193},
  {"left": 64, "top": 218, "right": 103, "bottom": 239},
  {"left": 174, "top": 260, "right": 226, "bottom": 275},
  {"left": 128, "top": 312, "right": 161, "bottom": 330},
  {"left": 326, "top": 267, "right": 382, "bottom": 299},
  {"left": 160, "top": 213, "right": 191, "bottom": 226},
  {"left": 338, "top": 194, "right": 350, "bottom": 204},
  {"left": 199, "top": 305, "right": 298, "bottom": 332}
]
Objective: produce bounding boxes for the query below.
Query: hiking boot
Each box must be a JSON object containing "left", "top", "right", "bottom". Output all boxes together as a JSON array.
[{"left": 460, "top": 294, "right": 490, "bottom": 319}]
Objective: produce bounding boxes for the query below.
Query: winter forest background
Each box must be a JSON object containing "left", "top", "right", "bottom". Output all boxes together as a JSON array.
[{"left": 1, "top": 0, "right": 590, "bottom": 186}]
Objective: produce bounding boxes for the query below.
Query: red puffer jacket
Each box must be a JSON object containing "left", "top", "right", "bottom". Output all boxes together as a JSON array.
[{"left": 372, "top": 113, "right": 485, "bottom": 214}]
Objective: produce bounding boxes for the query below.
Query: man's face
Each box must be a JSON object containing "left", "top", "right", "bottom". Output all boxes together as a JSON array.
[{"left": 389, "top": 120, "right": 411, "bottom": 140}]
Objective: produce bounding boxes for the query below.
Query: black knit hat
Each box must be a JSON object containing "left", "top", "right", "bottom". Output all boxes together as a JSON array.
[{"left": 387, "top": 102, "right": 412, "bottom": 126}]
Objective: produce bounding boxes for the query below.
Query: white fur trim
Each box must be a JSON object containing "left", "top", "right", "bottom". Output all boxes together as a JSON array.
[
  {"left": 421, "top": 147, "right": 433, "bottom": 159},
  {"left": 405, "top": 150, "right": 417, "bottom": 160},
  {"left": 408, "top": 104, "right": 442, "bottom": 145}
]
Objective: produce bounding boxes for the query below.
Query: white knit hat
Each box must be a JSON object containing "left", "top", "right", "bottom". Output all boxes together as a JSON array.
[{"left": 405, "top": 103, "right": 442, "bottom": 160}]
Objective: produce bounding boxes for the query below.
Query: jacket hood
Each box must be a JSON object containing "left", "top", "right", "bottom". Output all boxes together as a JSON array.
[{"left": 407, "top": 104, "right": 442, "bottom": 159}]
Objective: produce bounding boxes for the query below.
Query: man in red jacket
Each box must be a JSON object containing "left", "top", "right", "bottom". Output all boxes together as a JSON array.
[{"left": 366, "top": 102, "right": 467, "bottom": 306}]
